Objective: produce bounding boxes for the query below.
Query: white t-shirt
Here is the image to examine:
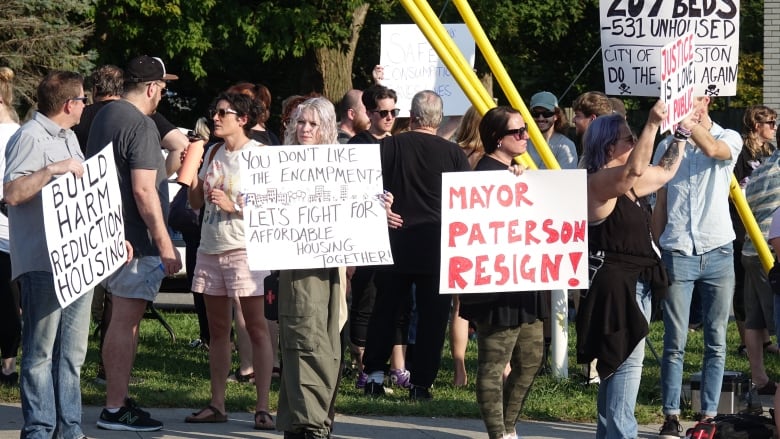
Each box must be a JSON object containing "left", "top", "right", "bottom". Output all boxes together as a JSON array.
[
  {"left": 197, "top": 139, "right": 261, "bottom": 254},
  {"left": 0, "top": 122, "right": 21, "bottom": 253}
]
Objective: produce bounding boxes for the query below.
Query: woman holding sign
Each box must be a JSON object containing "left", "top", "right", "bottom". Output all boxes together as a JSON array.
[
  {"left": 575, "top": 101, "right": 688, "bottom": 439},
  {"left": 185, "top": 92, "right": 275, "bottom": 430},
  {"left": 458, "top": 106, "right": 548, "bottom": 439},
  {"left": 276, "top": 96, "right": 346, "bottom": 439}
]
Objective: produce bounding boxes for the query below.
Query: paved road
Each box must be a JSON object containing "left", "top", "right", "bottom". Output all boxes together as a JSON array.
[{"left": 0, "top": 403, "right": 672, "bottom": 439}]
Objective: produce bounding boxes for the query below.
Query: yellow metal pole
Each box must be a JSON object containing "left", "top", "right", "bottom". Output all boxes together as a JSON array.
[
  {"left": 400, "top": 0, "right": 538, "bottom": 170},
  {"left": 451, "top": 0, "right": 560, "bottom": 171},
  {"left": 399, "top": 0, "right": 491, "bottom": 116},
  {"left": 730, "top": 175, "right": 774, "bottom": 273}
]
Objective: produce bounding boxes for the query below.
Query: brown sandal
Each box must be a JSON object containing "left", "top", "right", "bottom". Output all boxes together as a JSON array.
[
  {"left": 185, "top": 404, "right": 228, "bottom": 423},
  {"left": 254, "top": 410, "right": 275, "bottom": 430}
]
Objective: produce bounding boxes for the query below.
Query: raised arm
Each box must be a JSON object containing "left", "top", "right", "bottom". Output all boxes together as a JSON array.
[{"left": 633, "top": 113, "right": 696, "bottom": 197}]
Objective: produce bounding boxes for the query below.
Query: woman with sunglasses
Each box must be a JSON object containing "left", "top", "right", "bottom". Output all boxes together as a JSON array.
[
  {"left": 457, "top": 105, "right": 548, "bottom": 439},
  {"left": 734, "top": 105, "right": 779, "bottom": 398},
  {"left": 186, "top": 93, "right": 275, "bottom": 430},
  {"left": 576, "top": 101, "right": 689, "bottom": 439},
  {"left": 527, "top": 91, "right": 577, "bottom": 169}
]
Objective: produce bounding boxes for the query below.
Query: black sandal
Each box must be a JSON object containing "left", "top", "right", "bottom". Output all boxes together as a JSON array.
[{"left": 254, "top": 410, "right": 275, "bottom": 430}]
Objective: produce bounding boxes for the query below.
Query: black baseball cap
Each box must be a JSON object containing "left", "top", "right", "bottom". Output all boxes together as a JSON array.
[{"left": 124, "top": 55, "right": 178, "bottom": 83}]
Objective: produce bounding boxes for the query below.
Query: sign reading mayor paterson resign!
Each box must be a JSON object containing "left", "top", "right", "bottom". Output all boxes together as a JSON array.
[
  {"left": 42, "top": 144, "right": 126, "bottom": 308},
  {"left": 239, "top": 143, "right": 393, "bottom": 271},
  {"left": 600, "top": 0, "right": 739, "bottom": 97},
  {"left": 440, "top": 170, "right": 588, "bottom": 294}
]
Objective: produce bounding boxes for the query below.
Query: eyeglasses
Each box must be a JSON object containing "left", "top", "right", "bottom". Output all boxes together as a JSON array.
[
  {"left": 763, "top": 120, "right": 777, "bottom": 129},
  {"left": 148, "top": 82, "right": 167, "bottom": 96},
  {"left": 502, "top": 127, "right": 528, "bottom": 140},
  {"left": 209, "top": 108, "right": 238, "bottom": 118},
  {"left": 70, "top": 96, "right": 88, "bottom": 103},
  {"left": 532, "top": 110, "right": 555, "bottom": 119},
  {"left": 371, "top": 109, "right": 400, "bottom": 118}
]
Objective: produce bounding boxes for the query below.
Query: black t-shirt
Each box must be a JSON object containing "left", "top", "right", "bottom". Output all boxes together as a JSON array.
[
  {"left": 250, "top": 129, "right": 280, "bottom": 146},
  {"left": 73, "top": 100, "right": 115, "bottom": 153},
  {"left": 380, "top": 130, "right": 470, "bottom": 273},
  {"left": 348, "top": 130, "right": 381, "bottom": 144}
]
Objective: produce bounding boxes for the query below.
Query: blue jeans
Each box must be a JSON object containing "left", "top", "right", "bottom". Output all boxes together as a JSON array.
[
  {"left": 596, "top": 280, "right": 651, "bottom": 439},
  {"left": 660, "top": 245, "right": 734, "bottom": 417},
  {"left": 19, "top": 272, "right": 93, "bottom": 439}
]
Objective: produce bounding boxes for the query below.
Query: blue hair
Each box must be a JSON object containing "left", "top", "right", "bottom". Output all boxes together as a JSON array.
[{"left": 582, "top": 114, "right": 627, "bottom": 173}]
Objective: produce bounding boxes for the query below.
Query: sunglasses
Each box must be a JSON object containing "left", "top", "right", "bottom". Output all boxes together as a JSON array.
[
  {"left": 619, "top": 133, "right": 638, "bottom": 145},
  {"left": 209, "top": 108, "right": 238, "bottom": 118},
  {"left": 502, "top": 127, "right": 528, "bottom": 140},
  {"left": 763, "top": 120, "right": 777, "bottom": 129},
  {"left": 371, "top": 109, "right": 400, "bottom": 118},
  {"left": 532, "top": 110, "right": 555, "bottom": 119},
  {"left": 70, "top": 96, "right": 88, "bottom": 103}
]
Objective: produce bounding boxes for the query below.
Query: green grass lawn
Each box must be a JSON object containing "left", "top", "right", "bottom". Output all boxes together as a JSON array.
[{"left": 0, "top": 310, "right": 769, "bottom": 424}]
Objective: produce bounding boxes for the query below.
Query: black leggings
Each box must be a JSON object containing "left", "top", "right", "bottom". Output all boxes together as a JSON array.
[{"left": 0, "top": 251, "right": 21, "bottom": 360}]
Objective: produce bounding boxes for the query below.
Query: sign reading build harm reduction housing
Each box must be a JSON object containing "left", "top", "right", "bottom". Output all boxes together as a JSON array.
[
  {"left": 43, "top": 144, "right": 126, "bottom": 308},
  {"left": 240, "top": 144, "right": 393, "bottom": 270},
  {"left": 600, "top": 0, "right": 739, "bottom": 97},
  {"left": 440, "top": 170, "right": 588, "bottom": 295},
  {"left": 380, "top": 23, "right": 475, "bottom": 117}
]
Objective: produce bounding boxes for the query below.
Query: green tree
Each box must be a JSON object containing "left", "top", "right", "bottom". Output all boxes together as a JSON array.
[{"left": 0, "top": 0, "right": 94, "bottom": 111}]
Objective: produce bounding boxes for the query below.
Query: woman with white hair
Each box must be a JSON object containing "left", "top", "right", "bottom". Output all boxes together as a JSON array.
[{"left": 277, "top": 97, "right": 344, "bottom": 439}]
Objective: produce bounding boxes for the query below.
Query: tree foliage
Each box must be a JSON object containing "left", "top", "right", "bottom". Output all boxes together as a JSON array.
[{"left": 0, "top": 0, "right": 95, "bottom": 110}]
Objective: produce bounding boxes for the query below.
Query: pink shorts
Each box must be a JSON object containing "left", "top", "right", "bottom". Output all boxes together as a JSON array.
[{"left": 191, "top": 249, "right": 265, "bottom": 297}]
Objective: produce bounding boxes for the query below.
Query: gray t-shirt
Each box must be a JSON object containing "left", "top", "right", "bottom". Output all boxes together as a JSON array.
[
  {"left": 4, "top": 112, "right": 84, "bottom": 279},
  {"left": 86, "top": 100, "right": 168, "bottom": 257}
]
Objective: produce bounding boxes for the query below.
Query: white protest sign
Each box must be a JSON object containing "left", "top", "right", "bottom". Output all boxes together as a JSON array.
[
  {"left": 380, "top": 23, "right": 475, "bottom": 117},
  {"left": 240, "top": 144, "right": 393, "bottom": 270},
  {"left": 42, "top": 144, "right": 126, "bottom": 308},
  {"left": 600, "top": 0, "right": 739, "bottom": 97},
  {"left": 660, "top": 32, "right": 696, "bottom": 134},
  {"left": 440, "top": 170, "right": 588, "bottom": 294}
]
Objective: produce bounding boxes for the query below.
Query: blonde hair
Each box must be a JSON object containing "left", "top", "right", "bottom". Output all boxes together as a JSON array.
[
  {"left": 0, "top": 67, "right": 19, "bottom": 123},
  {"left": 453, "top": 106, "right": 483, "bottom": 168},
  {"left": 283, "top": 97, "right": 338, "bottom": 145},
  {"left": 742, "top": 105, "right": 777, "bottom": 160}
]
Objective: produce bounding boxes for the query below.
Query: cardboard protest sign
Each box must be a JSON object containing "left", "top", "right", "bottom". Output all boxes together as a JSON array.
[
  {"left": 380, "top": 23, "right": 475, "bottom": 117},
  {"left": 660, "top": 32, "right": 696, "bottom": 134},
  {"left": 240, "top": 144, "right": 393, "bottom": 270},
  {"left": 440, "top": 170, "right": 588, "bottom": 294},
  {"left": 600, "top": 0, "right": 739, "bottom": 97},
  {"left": 43, "top": 144, "right": 126, "bottom": 308}
]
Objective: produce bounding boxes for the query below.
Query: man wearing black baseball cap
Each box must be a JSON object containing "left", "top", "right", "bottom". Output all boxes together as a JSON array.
[
  {"left": 87, "top": 56, "right": 183, "bottom": 432},
  {"left": 124, "top": 55, "right": 179, "bottom": 83}
]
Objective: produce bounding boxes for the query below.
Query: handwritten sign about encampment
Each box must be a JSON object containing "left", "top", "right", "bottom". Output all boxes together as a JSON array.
[
  {"left": 440, "top": 170, "right": 588, "bottom": 295},
  {"left": 43, "top": 144, "right": 126, "bottom": 308},
  {"left": 660, "top": 32, "right": 696, "bottom": 134},
  {"left": 240, "top": 144, "right": 393, "bottom": 270},
  {"left": 380, "top": 23, "right": 475, "bottom": 117},
  {"left": 600, "top": 0, "right": 739, "bottom": 97}
]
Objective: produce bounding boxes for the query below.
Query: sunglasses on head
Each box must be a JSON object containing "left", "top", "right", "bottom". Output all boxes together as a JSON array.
[
  {"left": 532, "top": 110, "right": 555, "bottom": 119},
  {"left": 372, "top": 109, "right": 400, "bottom": 118},
  {"left": 209, "top": 108, "right": 238, "bottom": 118},
  {"left": 502, "top": 127, "right": 528, "bottom": 140}
]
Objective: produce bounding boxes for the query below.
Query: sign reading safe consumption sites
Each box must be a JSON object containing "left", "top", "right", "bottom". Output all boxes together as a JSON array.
[
  {"left": 380, "top": 23, "right": 475, "bottom": 117},
  {"left": 600, "top": 0, "right": 739, "bottom": 97},
  {"left": 240, "top": 143, "right": 393, "bottom": 270},
  {"left": 43, "top": 144, "right": 126, "bottom": 308},
  {"left": 440, "top": 170, "right": 588, "bottom": 295}
]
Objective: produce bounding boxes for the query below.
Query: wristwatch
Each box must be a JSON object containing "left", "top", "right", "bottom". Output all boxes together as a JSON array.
[{"left": 233, "top": 202, "right": 242, "bottom": 214}]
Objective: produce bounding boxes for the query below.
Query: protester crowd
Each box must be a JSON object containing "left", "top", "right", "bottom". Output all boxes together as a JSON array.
[{"left": 1, "top": 55, "right": 779, "bottom": 439}]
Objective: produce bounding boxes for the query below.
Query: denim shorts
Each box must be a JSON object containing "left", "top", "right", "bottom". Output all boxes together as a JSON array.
[{"left": 102, "top": 256, "right": 165, "bottom": 301}]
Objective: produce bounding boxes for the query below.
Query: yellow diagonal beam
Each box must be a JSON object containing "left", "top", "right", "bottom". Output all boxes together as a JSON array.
[{"left": 452, "top": 0, "right": 560, "bottom": 170}]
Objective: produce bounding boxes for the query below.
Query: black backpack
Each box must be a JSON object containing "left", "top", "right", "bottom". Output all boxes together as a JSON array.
[{"left": 685, "top": 413, "right": 776, "bottom": 439}]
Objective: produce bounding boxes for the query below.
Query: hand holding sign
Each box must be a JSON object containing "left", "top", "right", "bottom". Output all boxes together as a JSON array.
[{"left": 49, "top": 158, "right": 85, "bottom": 179}]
